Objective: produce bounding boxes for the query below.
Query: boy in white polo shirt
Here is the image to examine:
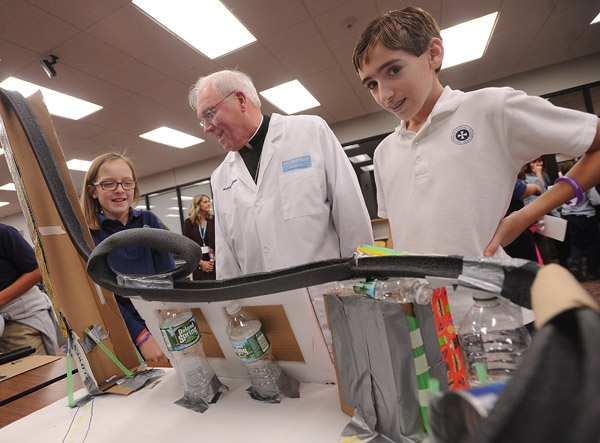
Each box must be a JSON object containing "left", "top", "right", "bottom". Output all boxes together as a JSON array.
[{"left": 352, "top": 6, "right": 600, "bottom": 323}]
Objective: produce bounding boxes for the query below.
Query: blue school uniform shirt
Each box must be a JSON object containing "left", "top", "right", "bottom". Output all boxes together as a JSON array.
[
  {"left": 0, "top": 223, "right": 39, "bottom": 291},
  {"left": 91, "top": 209, "right": 175, "bottom": 341}
]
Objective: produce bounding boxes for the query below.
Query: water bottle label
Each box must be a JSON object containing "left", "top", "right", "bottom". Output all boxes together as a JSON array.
[
  {"left": 230, "top": 328, "right": 270, "bottom": 363},
  {"left": 160, "top": 317, "right": 200, "bottom": 351}
]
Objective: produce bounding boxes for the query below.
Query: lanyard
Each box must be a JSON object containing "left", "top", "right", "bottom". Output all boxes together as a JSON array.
[{"left": 198, "top": 222, "right": 207, "bottom": 246}]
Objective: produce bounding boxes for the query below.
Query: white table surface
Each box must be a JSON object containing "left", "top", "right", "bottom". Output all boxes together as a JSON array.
[{"left": 0, "top": 368, "right": 356, "bottom": 442}]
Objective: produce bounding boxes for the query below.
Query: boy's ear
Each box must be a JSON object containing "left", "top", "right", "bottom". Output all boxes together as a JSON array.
[{"left": 428, "top": 38, "right": 444, "bottom": 71}]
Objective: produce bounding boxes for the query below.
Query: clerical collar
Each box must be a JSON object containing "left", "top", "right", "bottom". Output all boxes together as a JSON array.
[
  {"left": 239, "top": 115, "right": 270, "bottom": 183},
  {"left": 244, "top": 115, "right": 270, "bottom": 150}
]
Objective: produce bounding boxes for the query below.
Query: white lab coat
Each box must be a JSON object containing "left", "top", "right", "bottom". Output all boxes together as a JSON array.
[{"left": 212, "top": 113, "right": 374, "bottom": 279}]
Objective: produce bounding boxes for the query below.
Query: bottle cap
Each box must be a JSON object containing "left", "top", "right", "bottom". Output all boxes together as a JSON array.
[{"left": 226, "top": 301, "right": 241, "bottom": 315}]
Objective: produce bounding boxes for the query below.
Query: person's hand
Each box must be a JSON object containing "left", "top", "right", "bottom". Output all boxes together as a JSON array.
[
  {"left": 199, "top": 259, "right": 214, "bottom": 273},
  {"left": 483, "top": 212, "right": 530, "bottom": 257},
  {"left": 138, "top": 335, "right": 169, "bottom": 363}
]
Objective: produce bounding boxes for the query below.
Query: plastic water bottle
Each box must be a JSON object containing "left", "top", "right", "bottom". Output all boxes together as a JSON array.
[
  {"left": 457, "top": 295, "right": 531, "bottom": 387},
  {"left": 226, "top": 301, "right": 281, "bottom": 401},
  {"left": 353, "top": 278, "right": 433, "bottom": 304},
  {"left": 159, "top": 308, "right": 217, "bottom": 404}
]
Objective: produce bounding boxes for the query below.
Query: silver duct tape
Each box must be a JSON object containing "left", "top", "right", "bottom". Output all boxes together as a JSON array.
[
  {"left": 459, "top": 257, "right": 509, "bottom": 294},
  {"left": 459, "top": 257, "right": 530, "bottom": 324},
  {"left": 327, "top": 294, "right": 429, "bottom": 443},
  {"left": 326, "top": 295, "right": 377, "bottom": 440},
  {"left": 116, "top": 273, "right": 174, "bottom": 289}
]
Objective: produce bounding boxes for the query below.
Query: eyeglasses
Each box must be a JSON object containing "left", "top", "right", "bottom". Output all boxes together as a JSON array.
[
  {"left": 93, "top": 180, "right": 137, "bottom": 191},
  {"left": 199, "top": 91, "right": 234, "bottom": 128}
]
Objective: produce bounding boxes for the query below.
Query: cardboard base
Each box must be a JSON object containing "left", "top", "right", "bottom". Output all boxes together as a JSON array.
[{"left": 0, "top": 355, "right": 60, "bottom": 381}]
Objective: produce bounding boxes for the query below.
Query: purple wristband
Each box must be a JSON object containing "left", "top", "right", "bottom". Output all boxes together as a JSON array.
[
  {"left": 554, "top": 176, "right": 584, "bottom": 206},
  {"left": 135, "top": 331, "right": 151, "bottom": 347}
]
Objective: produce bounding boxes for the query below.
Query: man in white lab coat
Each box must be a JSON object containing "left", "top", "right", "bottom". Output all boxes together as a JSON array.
[{"left": 189, "top": 69, "right": 374, "bottom": 279}]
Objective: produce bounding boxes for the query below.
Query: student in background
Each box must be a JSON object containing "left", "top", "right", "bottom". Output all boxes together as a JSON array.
[
  {"left": 561, "top": 180, "right": 600, "bottom": 281},
  {"left": 81, "top": 153, "right": 172, "bottom": 363},
  {"left": 503, "top": 178, "right": 542, "bottom": 263},
  {"left": 183, "top": 194, "right": 216, "bottom": 280},
  {"left": 523, "top": 157, "right": 562, "bottom": 264},
  {"left": 352, "top": 6, "right": 600, "bottom": 324},
  {"left": 0, "top": 222, "right": 61, "bottom": 355}
]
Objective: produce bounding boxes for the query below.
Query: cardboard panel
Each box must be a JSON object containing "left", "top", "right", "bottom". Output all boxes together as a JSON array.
[
  {"left": 179, "top": 306, "right": 303, "bottom": 362},
  {"left": 0, "top": 91, "right": 140, "bottom": 389},
  {"left": 132, "top": 288, "right": 335, "bottom": 383}
]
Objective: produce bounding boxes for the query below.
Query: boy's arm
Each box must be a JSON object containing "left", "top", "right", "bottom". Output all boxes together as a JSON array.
[
  {"left": 520, "top": 183, "right": 542, "bottom": 199},
  {"left": 485, "top": 119, "right": 600, "bottom": 257},
  {"left": 0, "top": 268, "right": 42, "bottom": 308}
]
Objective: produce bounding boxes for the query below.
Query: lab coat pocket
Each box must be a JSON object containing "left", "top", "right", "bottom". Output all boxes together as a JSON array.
[{"left": 279, "top": 168, "right": 324, "bottom": 220}]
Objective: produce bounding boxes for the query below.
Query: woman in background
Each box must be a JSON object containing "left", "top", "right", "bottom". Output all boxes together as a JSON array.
[
  {"left": 81, "top": 153, "right": 171, "bottom": 363},
  {"left": 183, "top": 194, "right": 216, "bottom": 280}
]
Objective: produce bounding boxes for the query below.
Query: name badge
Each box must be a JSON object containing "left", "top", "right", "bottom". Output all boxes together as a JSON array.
[
  {"left": 282, "top": 155, "right": 311, "bottom": 173},
  {"left": 201, "top": 246, "right": 210, "bottom": 254}
]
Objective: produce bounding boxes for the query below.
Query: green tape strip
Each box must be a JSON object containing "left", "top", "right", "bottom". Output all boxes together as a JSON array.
[{"left": 84, "top": 328, "right": 133, "bottom": 378}]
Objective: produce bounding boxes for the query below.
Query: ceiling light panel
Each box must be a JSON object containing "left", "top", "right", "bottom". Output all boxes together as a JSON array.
[
  {"left": 260, "top": 80, "right": 320, "bottom": 114},
  {"left": 0, "top": 77, "right": 102, "bottom": 120},
  {"left": 66, "top": 159, "right": 92, "bottom": 171},
  {"left": 133, "top": 0, "right": 256, "bottom": 59},
  {"left": 349, "top": 154, "right": 371, "bottom": 164},
  {"left": 0, "top": 183, "right": 16, "bottom": 191},
  {"left": 139, "top": 126, "right": 204, "bottom": 148},
  {"left": 441, "top": 12, "right": 498, "bottom": 69}
]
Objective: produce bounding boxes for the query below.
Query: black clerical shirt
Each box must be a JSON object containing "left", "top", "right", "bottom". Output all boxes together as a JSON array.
[{"left": 239, "top": 115, "right": 270, "bottom": 183}]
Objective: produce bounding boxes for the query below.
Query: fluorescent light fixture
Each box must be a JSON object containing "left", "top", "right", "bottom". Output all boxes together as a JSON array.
[
  {"left": 168, "top": 207, "right": 180, "bottom": 210},
  {"left": 441, "top": 12, "right": 498, "bottom": 69},
  {"left": 0, "top": 202, "right": 8, "bottom": 207},
  {"left": 361, "top": 165, "right": 374, "bottom": 172},
  {"left": 133, "top": 0, "right": 256, "bottom": 59},
  {"left": 260, "top": 80, "right": 320, "bottom": 114},
  {"left": 178, "top": 196, "right": 194, "bottom": 201},
  {"left": 343, "top": 144, "right": 360, "bottom": 151},
  {"left": 0, "top": 77, "right": 102, "bottom": 119},
  {"left": 592, "top": 12, "right": 600, "bottom": 24},
  {"left": 139, "top": 126, "right": 204, "bottom": 148},
  {"left": 349, "top": 154, "right": 371, "bottom": 164},
  {"left": 0, "top": 183, "right": 16, "bottom": 191},
  {"left": 66, "top": 159, "right": 92, "bottom": 171}
]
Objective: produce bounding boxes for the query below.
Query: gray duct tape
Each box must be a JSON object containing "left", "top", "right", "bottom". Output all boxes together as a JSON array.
[
  {"left": 458, "top": 257, "right": 512, "bottom": 294},
  {"left": 325, "top": 295, "right": 376, "bottom": 440}
]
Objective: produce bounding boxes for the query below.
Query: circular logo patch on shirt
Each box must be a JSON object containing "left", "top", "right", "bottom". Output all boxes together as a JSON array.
[{"left": 451, "top": 125, "right": 474, "bottom": 145}]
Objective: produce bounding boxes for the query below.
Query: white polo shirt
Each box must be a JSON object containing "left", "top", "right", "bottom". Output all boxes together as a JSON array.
[
  {"left": 375, "top": 86, "right": 596, "bottom": 258},
  {"left": 374, "top": 86, "right": 597, "bottom": 324}
]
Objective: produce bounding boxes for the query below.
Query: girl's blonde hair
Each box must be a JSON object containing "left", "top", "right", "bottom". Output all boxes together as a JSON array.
[
  {"left": 188, "top": 194, "right": 213, "bottom": 225},
  {"left": 80, "top": 153, "right": 140, "bottom": 231}
]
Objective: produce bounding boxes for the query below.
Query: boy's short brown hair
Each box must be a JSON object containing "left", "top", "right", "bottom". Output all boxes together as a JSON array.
[{"left": 352, "top": 6, "right": 442, "bottom": 73}]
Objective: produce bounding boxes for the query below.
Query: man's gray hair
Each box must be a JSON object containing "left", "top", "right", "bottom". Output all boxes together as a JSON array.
[{"left": 188, "top": 69, "right": 261, "bottom": 111}]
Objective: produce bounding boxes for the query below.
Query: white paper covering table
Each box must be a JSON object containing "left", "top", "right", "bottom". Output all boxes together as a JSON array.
[{"left": 0, "top": 368, "right": 353, "bottom": 442}]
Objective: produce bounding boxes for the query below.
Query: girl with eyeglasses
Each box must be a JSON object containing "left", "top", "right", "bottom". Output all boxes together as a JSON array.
[{"left": 81, "top": 153, "right": 173, "bottom": 363}]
